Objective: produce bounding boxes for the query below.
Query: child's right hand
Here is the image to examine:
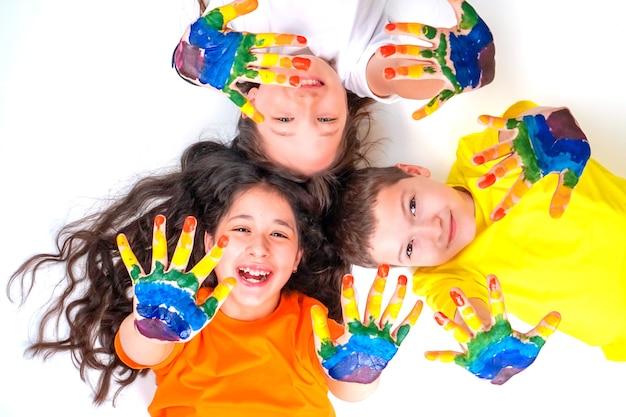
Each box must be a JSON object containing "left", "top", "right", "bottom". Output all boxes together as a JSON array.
[
  {"left": 311, "top": 265, "right": 423, "bottom": 384},
  {"left": 173, "top": 0, "right": 309, "bottom": 123},
  {"left": 117, "top": 215, "right": 235, "bottom": 343},
  {"left": 425, "top": 274, "right": 561, "bottom": 384}
]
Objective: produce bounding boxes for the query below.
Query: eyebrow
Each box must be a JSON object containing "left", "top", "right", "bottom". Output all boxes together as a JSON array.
[{"left": 229, "top": 214, "right": 296, "bottom": 233}]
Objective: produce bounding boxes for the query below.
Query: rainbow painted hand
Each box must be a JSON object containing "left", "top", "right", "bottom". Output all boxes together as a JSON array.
[
  {"left": 117, "top": 215, "right": 235, "bottom": 342},
  {"left": 472, "top": 107, "right": 591, "bottom": 221},
  {"left": 425, "top": 274, "right": 561, "bottom": 385},
  {"left": 381, "top": 0, "right": 495, "bottom": 120},
  {"left": 173, "top": 0, "right": 309, "bottom": 122},
  {"left": 311, "top": 265, "right": 423, "bottom": 384}
]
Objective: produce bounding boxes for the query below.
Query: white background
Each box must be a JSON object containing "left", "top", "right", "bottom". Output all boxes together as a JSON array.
[{"left": 1, "top": 1, "right": 625, "bottom": 416}]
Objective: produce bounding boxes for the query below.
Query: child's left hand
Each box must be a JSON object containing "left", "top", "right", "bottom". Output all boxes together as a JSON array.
[
  {"left": 311, "top": 265, "right": 423, "bottom": 384},
  {"left": 471, "top": 106, "right": 591, "bottom": 221},
  {"left": 381, "top": 0, "right": 495, "bottom": 120},
  {"left": 425, "top": 274, "right": 561, "bottom": 385}
]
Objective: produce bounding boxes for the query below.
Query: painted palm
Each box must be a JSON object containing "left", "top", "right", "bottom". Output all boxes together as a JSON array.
[
  {"left": 173, "top": 0, "right": 309, "bottom": 122},
  {"left": 473, "top": 107, "right": 591, "bottom": 220},
  {"left": 382, "top": 0, "right": 495, "bottom": 120},
  {"left": 311, "top": 265, "right": 423, "bottom": 384},
  {"left": 117, "top": 215, "right": 235, "bottom": 342},
  {"left": 425, "top": 274, "right": 561, "bottom": 384}
]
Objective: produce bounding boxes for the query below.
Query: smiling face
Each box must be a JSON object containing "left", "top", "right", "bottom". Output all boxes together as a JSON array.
[
  {"left": 369, "top": 171, "right": 476, "bottom": 267},
  {"left": 247, "top": 55, "right": 348, "bottom": 176},
  {"left": 205, "top": 185, "right": 303, "bottom": 321}
]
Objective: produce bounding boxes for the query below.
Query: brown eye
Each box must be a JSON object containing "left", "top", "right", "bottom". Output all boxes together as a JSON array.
[
  {"left": 410, "top": 197, "right": 416, "bottom": 215},
  {"left": 406, "top": 240, "right": 413, "bottom": 258}
]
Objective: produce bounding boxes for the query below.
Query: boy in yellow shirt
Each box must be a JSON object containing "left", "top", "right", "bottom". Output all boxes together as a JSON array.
[{"left": 332, "top": 100, "right": 626, "bottom": 377}]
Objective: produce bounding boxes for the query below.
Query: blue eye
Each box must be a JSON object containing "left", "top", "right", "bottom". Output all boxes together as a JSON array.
[{"left": 318, "top": 117, "right": 335, "bottom": 123}]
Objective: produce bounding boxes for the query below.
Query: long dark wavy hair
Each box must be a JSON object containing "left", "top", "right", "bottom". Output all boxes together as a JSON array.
[{"left": 6, "top": 141, "right": 347, "bottom": 405}]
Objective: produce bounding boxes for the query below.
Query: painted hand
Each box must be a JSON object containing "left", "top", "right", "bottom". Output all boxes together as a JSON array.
[
  {"left": 425, "top": 274, "right": 561, "bottom": 384},
  {"left": 381, "top": 0, "right": 495, "bottom": 120},
  {"left": 173, "top": 0, "right": 309, "bottom": 122},
  {"left": 311, "top": 265, "right": 423, "bottom": 384},
  {"left": 472, "top": 107, "right": 591, "bottom": 221},
  {"left": 117, "top": 215, "right": 235, "bottom": 342}
]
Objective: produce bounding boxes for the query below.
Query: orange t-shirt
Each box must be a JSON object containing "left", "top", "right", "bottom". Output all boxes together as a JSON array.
[{"left": 115, "top": 291, "right": 344, "bottom": 416}]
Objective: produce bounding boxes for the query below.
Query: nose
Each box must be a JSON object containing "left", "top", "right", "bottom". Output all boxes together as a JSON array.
[
  {"left": 247, "top": 234, "right": 269, "bottom": 258},
  {"left": 413, "top": 216, "right": 443, "bottom": 243}
]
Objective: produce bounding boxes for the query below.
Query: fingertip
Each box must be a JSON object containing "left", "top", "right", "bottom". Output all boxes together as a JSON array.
[
  {"left": 398, "top": 275, "right": 408, "bottom": 286},
  {"left": 377, "top": 264, "right": 390, "bottom": 277},
  {"left": 217, "top": 235, "right": 229, "bottom": 248}
]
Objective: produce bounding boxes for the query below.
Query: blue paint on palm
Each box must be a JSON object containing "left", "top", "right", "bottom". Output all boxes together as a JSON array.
[
  {"left": 449, "top": 18, "right": 493, "bottom": 89},
  {"left": 322, "top": 335, "right": 398, "bottom": 382},
  {"left": 460, "top": 335, "right": 539, "bottom": 380},
  {"left": 135, "top": 282, "right": 208, "bottom": 338},
  {"left": 188, "top": 18, "right": 243, "bottom": 90},
  {"left": 524, "top": 115, "right": 591, "bottom": 177}
]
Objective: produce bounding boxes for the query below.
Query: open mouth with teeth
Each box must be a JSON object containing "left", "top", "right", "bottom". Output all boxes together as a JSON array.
[
  {"left": 299, "top": 78, "right": 324, "bottom": 87},
  {"left": 238, "top": 267, "right": 271, "bottom": 284}
]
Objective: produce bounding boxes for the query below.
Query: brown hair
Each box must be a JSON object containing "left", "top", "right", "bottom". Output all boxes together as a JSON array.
[{"left": 328, "top": 166, "right": 412, "bottom": 268}]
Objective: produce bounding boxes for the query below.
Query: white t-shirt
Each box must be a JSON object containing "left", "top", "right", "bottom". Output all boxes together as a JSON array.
[{"left": 207, "top": 0, "right": 398, "bottom": 102}]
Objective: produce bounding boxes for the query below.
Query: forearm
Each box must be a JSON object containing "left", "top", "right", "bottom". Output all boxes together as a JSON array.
[
  {"left": 118, "top": 314, "right": 175, "bottom": 366},
  {"left": 327, "top": 376, "right": 380, "bottom": 403}
]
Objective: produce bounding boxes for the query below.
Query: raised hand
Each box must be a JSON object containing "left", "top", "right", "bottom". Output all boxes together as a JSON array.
[
  {"left": 311, "top": 265, "right": 423, "bottom": 384},
  {"left": 381, "top": 0, "right": 495, "bottom": 120},
  {"left": 472, "top": 106, "right": 591, "bottom": 221},
  {"left": 173, "top": 0, "right": 309, "bottom": 123},
  {"left": 425, "top": 274, "right": 561, "bottom": 384},
  {"left": 117, "top": 215, "right": 235, "bottom": 342}
]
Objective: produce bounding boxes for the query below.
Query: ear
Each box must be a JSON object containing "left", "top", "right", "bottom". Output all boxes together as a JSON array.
[
  {"left": 293, "top": 249, "right": 303, "bottom": 272},
  {"left": 395, "top": 163, "right": 431, "bottom": 178},
  {"left": 204, "top": 232, "right": 214, "bottom": 253}
]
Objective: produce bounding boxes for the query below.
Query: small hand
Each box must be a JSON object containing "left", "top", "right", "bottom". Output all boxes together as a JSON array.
[
  {"left": 425, "top": 274, "right": 561, "bottom": 384},
  {"left": 117, "top": 215, "right": 235, "bottom": 342},
  {"left": 173, "top": 0, "right": 309, "bottom": 122},
  {"left": 472, "top": 106, "right": 591, "bottom": 220},
  {"left": 311, "top": 265, "right": 423, "bottom": 384},
  {"left": 381, "top": 0, "right": 495, "bottom": 120}
]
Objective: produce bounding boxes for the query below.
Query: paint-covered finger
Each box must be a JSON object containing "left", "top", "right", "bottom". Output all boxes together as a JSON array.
[
  {"left": 525, "top": 311, "right": 561, "bottom": 344},
  {"left": 486, "top": 274, "right": 507, "bottom": 320},
  {"left": 170, "top": 216, "right": 197, "bottom": 272},
  {"left": 254, "top": 32, "right": 307, "bottom": 48},
  {"left": 189, "top": 235, "right": 229, "bottom": 284},
  {"left": 384, "top": 22, "right": 440, "bottom": 45},
  {"left": 151, "top": 215, "right": 169, "bottom": 272},
  {"left": 252, "top": 54, "right": 311, "bottom": 71},
  {"left": 210, "top": 0, "right": 258, "bottom": 28},
  {"left": 341, "top": 274, "right": 361, "bottom": 323},
  {"left": 424, "top": 350, "right": 459, "bottom": 363},
  {"left": 383, "top": 64, "right": 441, "bottom": 82},
  {"left": 476, "top": 153, "right": 522, "bottom": 189},
  {"left": 240, "top": 68, "right": 302, "bottom": 88},
  {"left": 411, "top": 98, "right": 445, "bottom": 121},
  {"left": 450, "top": 287, "right": 483, "bottom": 334},
  {"left": 549, "top": 174, "right": 574, "bottom": 219},
  {"left": 380, "top": 274, "right": 408, "bottom": 328},
  {"left": 363, "top": 264, "right": 389, "bottom": 325},
  {"left": 392, "top": 299, "right": 423, "bottom": 346},
  {"left": 377, "top": 44, "right": 434, "bottom": 60},
  {"left": 117, "top": 233, "right": 145, "bottom": 284},
  {"left": 477, "top": 114, "right": 510, "bottom": 130},
  {"left": 490, "top": 175, "right": 532, "bottom": 221},
  {"left": 471, "top": 141, "right": 513, "bottom": 166},
  {"left": 311, "top": 304, "right": 336, "bottom": 360},
  {"left": 197, "top": 277, "right": 236, "bottom": 320},
  {"left": 224, "top": 88, "right": 264, "bottom": 123},
  {"left": 433, "top": 311, "right": 471, "bottom": 345}
]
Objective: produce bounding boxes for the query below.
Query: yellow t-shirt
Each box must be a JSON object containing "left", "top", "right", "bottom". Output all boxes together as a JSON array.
[
  {"left": 412, "top": 101, "right": 626, "bottom": 360},
  {"left": 115, "top": 291, "right": 344, "bottom": 416}
]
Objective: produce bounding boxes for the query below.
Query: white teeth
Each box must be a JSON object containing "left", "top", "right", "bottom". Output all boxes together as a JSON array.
[
  {"left": 240, "top": 267, "right": 269, "bottom": 277},
  {"left": 300, "top": 79, "right": 322, "bottom": 86}
]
